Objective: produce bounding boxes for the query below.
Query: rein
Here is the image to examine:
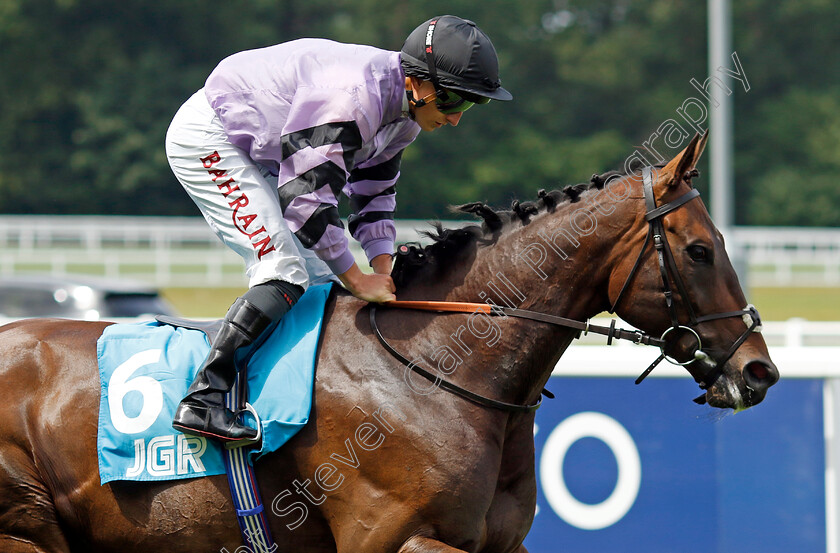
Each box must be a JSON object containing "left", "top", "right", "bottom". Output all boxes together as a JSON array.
[
  {"left": 369, "top": 301, "right": 665, "bottom": 413},
  {"left": 369, "top": 305, "right": 541, "bottom": 413}
]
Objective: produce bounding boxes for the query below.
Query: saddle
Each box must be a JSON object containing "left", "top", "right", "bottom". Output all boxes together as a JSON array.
[
  {"left": 97, "top": 283, "right": 332, "bottom": 485},
  {"left": 155, "top": 314, "right": 223, "bottom": 344}
]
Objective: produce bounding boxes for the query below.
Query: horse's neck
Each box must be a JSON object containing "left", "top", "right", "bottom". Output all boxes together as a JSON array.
[
  {"left": 463, "top": 193, "right": 631, "bottom": 319},
  {"left": 397, "top": 186, "right": 638, "bottom": 407}
]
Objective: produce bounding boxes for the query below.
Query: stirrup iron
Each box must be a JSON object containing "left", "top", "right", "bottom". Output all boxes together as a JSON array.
[{"left": 224, "top": 402, "right": 263, "bottom": 450}]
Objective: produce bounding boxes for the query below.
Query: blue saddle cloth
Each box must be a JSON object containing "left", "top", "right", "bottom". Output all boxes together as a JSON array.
[{"left": 96, "top": 283, "right": 332, "bottom": 484}]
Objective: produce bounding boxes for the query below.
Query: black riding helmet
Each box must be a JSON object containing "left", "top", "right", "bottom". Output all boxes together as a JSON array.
[{"left": 401, "top": 15, "right": 512, "bottom": 104}]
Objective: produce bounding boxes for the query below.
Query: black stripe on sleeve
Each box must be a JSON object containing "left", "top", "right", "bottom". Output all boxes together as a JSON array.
[
  {"left": 347, "top": 211, "right": 395, "bottom": 237},
  {"left": 348, "top": 150, "right": 403, "bottom": 183},
  {"left": 348, "top": 186, "right": 395, "bottom": 214},
  {"left": 281, "top": 121, "right": 363, "bottom": 171},
  {"left": 294, "top": 204, "right": 344, "bottom": 249},
  {"left": 278, "top": 161, "right": 347, "bottom": 212}
]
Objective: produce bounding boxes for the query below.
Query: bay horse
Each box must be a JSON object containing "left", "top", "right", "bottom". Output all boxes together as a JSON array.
[{"left": 0, "top": 133, "right": 778, "bottom": 553}]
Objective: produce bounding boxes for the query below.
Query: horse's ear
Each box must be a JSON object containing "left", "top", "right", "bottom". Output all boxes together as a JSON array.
[
  {"left": 656, "top": 131, "right": 709, "bottom": 188},
  {"left": 684, "top": 131, "right": 709, "bottom": 187},
  {"left": 691, "top": 130, "right": 709, "bottom": 165}
]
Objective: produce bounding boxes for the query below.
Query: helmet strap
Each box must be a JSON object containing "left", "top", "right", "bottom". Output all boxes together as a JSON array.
[
  {"left": 407, "top": 89, "right": 437, "bottom": 110},
  {"left": 403, "top": 17, "right": 444, "bottom": 118},
  {"left": 424, "top": 18, "right": 444, "bottom": 94}
]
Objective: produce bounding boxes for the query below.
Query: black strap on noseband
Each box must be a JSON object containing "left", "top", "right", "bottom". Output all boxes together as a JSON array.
[{"left": 696, "top": 304, "right": 762, "bottom": 370}]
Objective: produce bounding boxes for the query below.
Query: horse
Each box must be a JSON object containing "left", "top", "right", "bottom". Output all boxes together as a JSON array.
[{"left": 0, "top": 132, "right": 778, "bottom": 552}]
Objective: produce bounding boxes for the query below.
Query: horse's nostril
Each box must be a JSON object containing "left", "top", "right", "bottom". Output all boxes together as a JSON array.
[
  {"left": 749, "top": 364, "right": 768, "bottom": 380},
  {"left": 744, "top": 361, "right": 779, "bottom": 391}
]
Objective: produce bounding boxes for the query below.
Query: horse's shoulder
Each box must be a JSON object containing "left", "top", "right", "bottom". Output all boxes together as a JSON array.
[{"left": 320, "top": 288, "right": 368, "bottom": 331}]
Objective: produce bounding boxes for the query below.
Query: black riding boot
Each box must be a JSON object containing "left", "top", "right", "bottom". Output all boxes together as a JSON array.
[
  {"left": 172, "top": 280, "right": 304, "bottom": 442},
  {"left": 172, "top": 297, "right": 272, "bottom": 442}
]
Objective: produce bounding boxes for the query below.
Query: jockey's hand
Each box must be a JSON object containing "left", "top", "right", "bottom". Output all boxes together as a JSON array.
[{"left": 338, "top": 263, "right": 396, "bottom": 303}]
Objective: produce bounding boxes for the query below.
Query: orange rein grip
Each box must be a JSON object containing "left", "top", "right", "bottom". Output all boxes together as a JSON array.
[{"left": 383, "top": 300, "right": 493, "bottom": 314}]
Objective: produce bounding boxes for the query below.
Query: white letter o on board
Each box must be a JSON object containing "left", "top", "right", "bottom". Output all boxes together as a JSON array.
[{"left": 539, "top": 411, "right": 641, "bottom": 530}]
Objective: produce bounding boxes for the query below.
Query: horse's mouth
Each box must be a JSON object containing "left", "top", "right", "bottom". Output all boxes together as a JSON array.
[
  {"left": 695, "top": 379, "right": 750, "bottom": 411},
  {"left": 693, "top": 364, "right": 775, "bottom": 411}
]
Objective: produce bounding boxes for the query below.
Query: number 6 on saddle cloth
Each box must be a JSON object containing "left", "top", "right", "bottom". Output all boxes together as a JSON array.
[
  {"left": 96, "top": 284, "right": 332, "bottom": 553},
  {"left": 95, "top": 283, "right": 332, "bottom": 485}
]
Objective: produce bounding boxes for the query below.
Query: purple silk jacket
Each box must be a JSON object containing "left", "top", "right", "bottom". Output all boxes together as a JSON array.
[{"left": 205, "top": 38, "right": 421, "bottom": 274}]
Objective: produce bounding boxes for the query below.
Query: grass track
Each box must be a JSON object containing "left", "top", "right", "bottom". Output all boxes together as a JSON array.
[
  {"left": 749, "top": 287, "right": 840, "bottom": 321},
  {"left": 161, "top": 287, "right": 245, "bottom": 318}
]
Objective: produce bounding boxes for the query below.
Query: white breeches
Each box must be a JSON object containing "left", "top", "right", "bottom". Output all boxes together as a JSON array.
[{"left": 165, "top": 90, "right": 335, "bottom": 289}]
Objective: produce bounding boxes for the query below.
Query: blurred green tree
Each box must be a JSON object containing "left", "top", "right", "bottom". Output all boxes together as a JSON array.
[{"left": 0, "top": 0, "right": 837, "bottom": 225}]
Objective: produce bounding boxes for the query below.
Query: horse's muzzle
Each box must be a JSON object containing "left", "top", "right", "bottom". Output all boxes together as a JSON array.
[{"left": 700, "top": 357, "right": 779, "bottom": 409}]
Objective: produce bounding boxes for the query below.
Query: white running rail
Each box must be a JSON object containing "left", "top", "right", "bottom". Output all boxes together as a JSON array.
[{"left": 0, "top": 216, "right": 838, "bottom": 288}]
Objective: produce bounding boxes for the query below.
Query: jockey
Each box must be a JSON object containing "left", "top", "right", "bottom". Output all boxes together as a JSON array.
[{"left": 166, "top": 15, "right": 512, "bottom": 444}]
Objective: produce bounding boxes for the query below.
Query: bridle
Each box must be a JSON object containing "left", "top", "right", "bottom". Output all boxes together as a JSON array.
[
  {"left": 369, "top": 166, "right": 762, "bottom": 412},
  {"left": 609, "top": 166, "right": 762, "bottom": 387}
]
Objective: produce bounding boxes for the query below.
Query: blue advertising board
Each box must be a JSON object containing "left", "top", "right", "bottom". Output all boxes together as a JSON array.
[{"left": 524, "top": 377, "right": 825, "bottom": 553}]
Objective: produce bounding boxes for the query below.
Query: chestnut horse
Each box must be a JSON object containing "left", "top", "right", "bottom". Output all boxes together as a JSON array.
[{"left": 0, "top": 134, "right": 778, "bottom": 552}]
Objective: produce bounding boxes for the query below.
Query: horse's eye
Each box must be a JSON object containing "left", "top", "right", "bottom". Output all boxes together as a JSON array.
[{"left": 687, "top": 245, "right": 710, "bottom": 263}]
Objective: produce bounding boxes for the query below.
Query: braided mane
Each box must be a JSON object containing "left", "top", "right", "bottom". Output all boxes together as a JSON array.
[{"left": 392, "top": 170, "right": 624, "bottom": 287}]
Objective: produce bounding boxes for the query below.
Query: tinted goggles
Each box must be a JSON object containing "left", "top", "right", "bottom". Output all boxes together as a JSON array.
[{"left": 434, "top": 89, "right": 475, "bottom": 115}]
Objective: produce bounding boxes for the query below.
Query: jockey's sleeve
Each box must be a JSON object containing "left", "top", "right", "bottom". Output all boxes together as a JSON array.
[
  {"left": 277, "top": 87, "right": 371, "bottom": 275},
  {"left": 345, "top": 150, "right": 403, "bottom": 266}
]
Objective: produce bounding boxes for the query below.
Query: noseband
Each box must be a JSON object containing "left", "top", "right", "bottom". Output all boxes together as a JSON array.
[{"left": 610, "top": 166, "right": 763, "bottom": 387}]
